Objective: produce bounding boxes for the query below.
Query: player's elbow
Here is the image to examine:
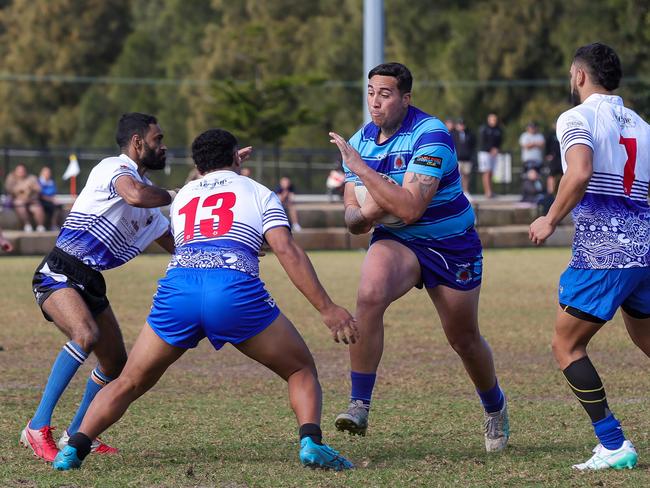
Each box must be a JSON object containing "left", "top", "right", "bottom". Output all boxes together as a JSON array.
[{"left": 399, "top": 206, "right": 426, "bottom": 225}]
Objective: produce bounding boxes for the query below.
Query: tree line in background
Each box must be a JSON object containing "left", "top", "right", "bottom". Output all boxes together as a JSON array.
[{"left": 0, "top": 0, "right": 648, "bottom": 153}]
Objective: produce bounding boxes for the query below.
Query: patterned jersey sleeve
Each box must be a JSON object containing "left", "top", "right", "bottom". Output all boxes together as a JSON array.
[
  {"left": 556, "top": 109, "right": 594, "bottom": 166},
  {"left": 406, "top": 122, "right": 455, "bottom": 179},
  {"left": 108, "top": 161, "right": 139, "bottom": 198},
  {"left": 261, "top": 190, "right": 290, "bottom": 234},
  {"left": 343, "top": 130, "right": 363, "bottom": 184}
]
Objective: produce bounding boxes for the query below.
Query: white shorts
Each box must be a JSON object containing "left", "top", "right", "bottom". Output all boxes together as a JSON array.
[
  {"left": 458, "top": 161, "right": 473, "bottom": 176},
  {"left": 478, "top": 151, "right": 497, "bottom": 173}
]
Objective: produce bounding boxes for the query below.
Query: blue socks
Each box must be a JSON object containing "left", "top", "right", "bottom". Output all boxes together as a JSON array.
[
  {"left": 31, "top": 341, "right": 88, "bottom": 430},
  {"left": 593, "top": 414, "right": 625, "bottom": 451},
  {"left": 350, "top": 371, "right": 376, "bottom": 409},
  {"left": 67, "top": 367, "right": 113, "bottom": 434},
  {"left": 477, "top": 378, "right": 505, "bottom": 414}
]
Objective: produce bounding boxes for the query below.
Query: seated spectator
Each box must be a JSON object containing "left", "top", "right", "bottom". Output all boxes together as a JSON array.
[
  {"left": 38, "top": 166, "right": 63, "bottom": 230},
  {"left": 521, "top": 168, "right": 546, "bottom": 204},
  {"left": 275, "top": 176, "right": 302, "bottom": 232},
  {"left": 4, "top": 163, "right": 46, "bottom": 232},
  {"left": 326, "top": 165, "right": 345, "bottom": 201}
]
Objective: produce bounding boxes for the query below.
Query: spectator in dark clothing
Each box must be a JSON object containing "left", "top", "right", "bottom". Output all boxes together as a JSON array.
[
  {"left": 478, "top": 113, "right": 503, "bottom": 198},
  {"left": 545, "top": 123, "right": 562, "bottom": 194},
  {"left": 521, "top": 168, "right": 545, "bottom": 203},
  {"left": 275, "top": 176, "right": 302, "bottom": 232},
  {"left": 453, "top": 118, "right": 475, "bottom": 196}
]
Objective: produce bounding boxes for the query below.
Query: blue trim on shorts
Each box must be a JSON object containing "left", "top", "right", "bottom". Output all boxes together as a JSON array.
[{"left": 559, "top": 266, "right": 650, "bottom": 321}]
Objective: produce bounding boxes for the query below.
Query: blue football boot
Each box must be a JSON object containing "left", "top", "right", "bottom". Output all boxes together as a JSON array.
[
  {"left": 53, "top": 445, "right": 83, "bottom": 470},
  {"left": 299, "top": 437, "right": 354, "bottom": 471}
]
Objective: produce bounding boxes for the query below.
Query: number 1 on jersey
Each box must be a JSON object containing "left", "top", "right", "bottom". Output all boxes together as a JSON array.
[
  {"left": 619, "top": 135, "right": 637, "bottom": 196},
  {"left": 178, "top": 192, "right": 236, "bottom": 241}
]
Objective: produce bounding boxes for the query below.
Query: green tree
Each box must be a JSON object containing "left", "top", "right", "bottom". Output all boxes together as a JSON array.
[{"left": 0, "top": 0, "right": 130, "bottom": 146}]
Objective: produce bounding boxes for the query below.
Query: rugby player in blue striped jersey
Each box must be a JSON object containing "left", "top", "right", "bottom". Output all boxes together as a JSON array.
[{"left": 330, "top": 63, "right": 509, "bottom": 452}]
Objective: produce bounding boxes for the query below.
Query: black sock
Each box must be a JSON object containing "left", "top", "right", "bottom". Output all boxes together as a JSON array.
[
  {"left": 562, "top": 356, "right": 610, "bottom": 423},
  {"left": 68, "top": 432, "right": 92, "bottom": 460},
  {"left": 299, "top": 423, "right": 323, "bottom": 445}
]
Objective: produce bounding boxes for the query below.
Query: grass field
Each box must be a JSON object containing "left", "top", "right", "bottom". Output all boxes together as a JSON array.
[{"left": 0, "top": 249, "right": 648, "bottom": 487}]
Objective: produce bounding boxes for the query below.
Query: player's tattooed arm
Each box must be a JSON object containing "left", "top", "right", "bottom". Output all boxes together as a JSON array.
[
  {"left": 345, "top": 205, "right": 373, "bottom": 235},
  {"left": 408, "top": 173, "right": 438, "bottom": 202}
]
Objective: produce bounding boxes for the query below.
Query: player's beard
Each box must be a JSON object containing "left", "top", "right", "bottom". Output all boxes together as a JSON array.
[
  {"left": 141, "top": 142, "right": 166, "bottom": 170},
  {"left": 570, "top": 85, "right": 581, "bottom": 107}
]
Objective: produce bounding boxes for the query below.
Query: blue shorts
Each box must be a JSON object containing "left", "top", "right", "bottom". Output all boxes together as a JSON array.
[
  {"left": 371, "top": 228, "right": 482, "bottom": 290},
  {"left": 559, "top": 266, "right": 650, "bottom": 322},
  {"left": 147, "top": 268, "right": 280, "bottom": 350}
]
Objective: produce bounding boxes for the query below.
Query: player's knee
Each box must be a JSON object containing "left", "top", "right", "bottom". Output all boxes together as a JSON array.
[
  {"left": 448, "top": 333, "right": 480, "bottom": 358},
  {"left": 357, "top": 285, "right": 390, "bottom": 312},
  {"left": 71, "top": 323, "right": 101, "bottom": 352}
]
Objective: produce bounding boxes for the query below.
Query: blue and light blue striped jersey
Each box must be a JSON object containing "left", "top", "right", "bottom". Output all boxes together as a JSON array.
[
  {"left": 344, "top": 105, "right": 476, "bottom": 246},
  {"left": 557, "top": 93, "right": 650, "bottom": 269},
  {"left": 55, "top": 154, "right": 170, "bottom": 271}
]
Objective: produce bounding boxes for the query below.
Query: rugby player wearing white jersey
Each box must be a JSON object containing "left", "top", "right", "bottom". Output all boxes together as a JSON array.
[
  {"left": 21, "top": 113, "right": 178, "bottom": 462},
  {"left": 530, "top": 43, "right": 649, "bottom": 470},
  {"left": 53, "top": 129, "right": 358, "bottom": 472}
]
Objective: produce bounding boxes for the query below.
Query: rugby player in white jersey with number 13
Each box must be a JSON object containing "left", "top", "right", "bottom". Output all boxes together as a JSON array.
[
  {"left": 53, "top": 128, "right": 358, "bottom": 472},
  {"left": 530, "top": 43, "right": 650, "bottom": 470}
]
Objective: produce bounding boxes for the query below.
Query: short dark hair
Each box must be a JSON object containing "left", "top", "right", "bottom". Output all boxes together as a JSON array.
[
  {"left": 573, "top": 43, "right": 622, "bottom": 91},
  {"left": 115, "top": 112, "right": 158, "bottom": 149},
  {"left": 368, "top": 62, "right": 413, "bottom": 94},
  {"left": 191, "top": 129, "right": 238, "bottom": 174}
]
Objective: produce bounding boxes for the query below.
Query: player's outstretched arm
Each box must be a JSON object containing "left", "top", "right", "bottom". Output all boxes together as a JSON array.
[
  {"left": 529, "top": 144, "right": 593, "bottom": 246},
  {"left": 264, "top": 226, "right": 359, "bottom": 344},
  {"left": 114, "top": 175, "right": 175, "bottom": 208}
]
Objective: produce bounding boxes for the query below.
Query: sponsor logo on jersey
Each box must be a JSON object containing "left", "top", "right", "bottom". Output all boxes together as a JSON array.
[
  {"left": 145, "top": 215, "right": 154, "bottom": 226},
  {"left": 394, "top": 156, "right": 405, "bottom": 170},
  {"left": 414, "top": 155, "right": 442, "bottom": 169},
  {"left": 616, "top": 113, "right": 636, "bottom": 128}
]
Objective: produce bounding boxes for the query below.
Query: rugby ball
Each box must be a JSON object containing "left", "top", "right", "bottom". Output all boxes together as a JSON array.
[{"left": 354, "top": 174, "right": 405, "bottom": 228}]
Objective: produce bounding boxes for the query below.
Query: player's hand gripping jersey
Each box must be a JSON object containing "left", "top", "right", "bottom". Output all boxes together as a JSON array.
[
  {"left": 55, "top": 155, "right": 169, "bottom": 271},
  {"left": 557, "top": 94, "right": 650, "bottom": 268},
  {"left": 169, "top": 170, "right": 290, "bottom": 276}
]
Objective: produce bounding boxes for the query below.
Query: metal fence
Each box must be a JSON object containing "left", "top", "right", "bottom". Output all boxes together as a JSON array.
[{"left": 0, "top": 146, "right": 522, "bottom": 196}]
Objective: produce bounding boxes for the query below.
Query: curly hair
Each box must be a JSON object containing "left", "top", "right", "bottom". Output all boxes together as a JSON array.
[
  {"left": 191, "top": 129, "right": 238, "bottom": 174},
  {"left": 573, "top": 43, "right": 622, "bottom": 91}
]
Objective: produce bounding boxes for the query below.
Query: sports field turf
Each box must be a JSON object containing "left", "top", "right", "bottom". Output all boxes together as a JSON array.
[{"left": 0, "top": 249, "right": 648, "bottom": 487}]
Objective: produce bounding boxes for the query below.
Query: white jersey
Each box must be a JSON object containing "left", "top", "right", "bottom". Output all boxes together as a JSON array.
[
  {"left": 56, "top": 154, "right": 169, "bottom": 271},
  {"left": 168, "top": 170, "right": 289, "bottom": 276},
  {"left": 557, "top": 93, "right": 650, "bottom": 269}
]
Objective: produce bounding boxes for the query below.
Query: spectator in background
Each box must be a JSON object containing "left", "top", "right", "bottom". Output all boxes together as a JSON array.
[
  {"left": 545, "top": 122, "right": 563, "bottom": 194},
  {"left": 478, "top": 113, "right": 503, "bottom": 198},
  {"left": 444, "top": 117, "right": 456, "bottom": 135},
  {"left": 4, "top": 163, "right": 46, "bottom": 232},
  {"left": 453, "top": 118, "right": 475, "bottom": 197},
  {"left": 326, "top": 164, "right": 345, "bottom": 201},
  {"left": 0, "top": 226, "right": 13, "bottom": 252},
  {"left": 275, "top": 176, "right": 302, "bottom": 232},
  {"left": 521, "top": 168, "right": 545, "bottom": 204},
  {"left": 38, "top": 166, "right": 63, "bottom": 230},
  {"left": 518, "top": 122, "right": 545, "bottom": 172}
]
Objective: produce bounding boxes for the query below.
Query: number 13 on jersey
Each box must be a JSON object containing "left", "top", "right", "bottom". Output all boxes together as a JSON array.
[{"left": 178, "top": 192, "right": 236, "bottom": 241}]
